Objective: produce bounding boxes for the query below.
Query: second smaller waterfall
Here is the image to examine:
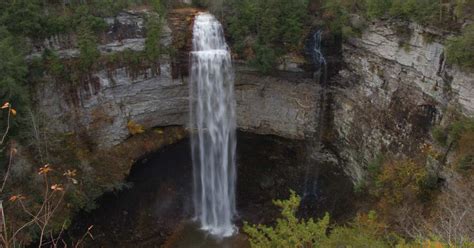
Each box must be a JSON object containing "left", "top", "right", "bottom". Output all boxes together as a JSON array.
[
  {"left": 308, "top": 30, "right": 327, "bottom": 84},
  {"left": 303, "top": 30, "right": 328, "bottom": 199}
]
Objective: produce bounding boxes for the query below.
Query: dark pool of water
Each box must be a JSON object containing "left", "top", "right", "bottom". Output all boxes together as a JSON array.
[
  {"left": 70, "top": 132, "right": 355, "bottom": 247},
  {"left": 162, "top": 222, "right": 249, "bottom": 248}
]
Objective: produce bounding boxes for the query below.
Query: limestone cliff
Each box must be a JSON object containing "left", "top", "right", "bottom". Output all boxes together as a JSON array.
[
  {"left": 34, "top": 9, "right": 319, "bottom": 149},
  {"left": 332, "top": 21, "right": 474, "bottom": 182},
  {"left": 32, "top": 7, "right": 474, "bottom": 186}
]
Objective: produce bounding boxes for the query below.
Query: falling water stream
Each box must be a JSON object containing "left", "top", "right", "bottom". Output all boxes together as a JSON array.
[
  {"left": 304, "top": 30, "right": 327, "bottom": 199},
  {"left": 189, "top": 13, "right": 237, "bottom": 238},
  {"left": 310, "top": 30, "right": 327, "bottom": 84}
]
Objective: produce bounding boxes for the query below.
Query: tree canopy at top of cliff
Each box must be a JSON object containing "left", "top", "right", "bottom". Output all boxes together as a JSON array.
[{"left": 194, "top": 0, "right": 474, "bottom": 73}]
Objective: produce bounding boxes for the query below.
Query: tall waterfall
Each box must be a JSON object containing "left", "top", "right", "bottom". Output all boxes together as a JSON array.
[
  {"left": 304, "top": 30, "right": 327, "bottom": 198},
  {"left": 189, "top": 13, "right": 237, "bottom": 237}
]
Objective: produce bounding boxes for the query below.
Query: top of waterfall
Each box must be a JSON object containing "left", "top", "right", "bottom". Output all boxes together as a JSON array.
[{"left": 192, "top": 13, "right": 229, "bottom": 52}]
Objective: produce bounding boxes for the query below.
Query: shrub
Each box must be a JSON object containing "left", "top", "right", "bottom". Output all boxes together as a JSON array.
[
  {"left": 0, "top": 28, "right": 29, "bottom": 133},
  {"left": 365, "top": 0, "right": 392, "bottom": 19},
  {"left": 250, "top": 44, "right": 277, "bottom": 74},
  {"left": 454, "top": 0, "right": 474, "bottom": 20},
  {"left": 243, "top": 191, "right": 330, "bottom": 247},
  {"left": 77, "top": 26, "right": 101, "bottom": 72},
  {"left": 368, "top": 153, "right": 385, "bottom": 176},
  {"left": 389, "top": 0, "right": 439, "bottom": 24},
  {"left": 322, "top": 0, "right": 363, "bottom": 39},
  {"left": 0, "top": 0, "right": 47, "bottom": 38},
  {"left": 145, "top": 14, "right": 164, "bottom": 62},
  {"left": 446, "top": 24, "right": 474, "bottom": 70},
  {"left": 432, "top": 126, "right": 448, "bottom": 146},
  {"left": 374, "top": 159, "right": 429, "bottom": 205},
  {"left": 150, "top": 0, "right": 167, "bottom": 16},
  {"left": 455, "top": 128, "right": 474, "bottom": 171},
  {"left": 127, "top": 120, "right": 145, "bottom": 135},
  {"left": 43, "top": 50, "right": 66, "bottom": 78},
  {"left": 244, "top": 192, "right": 457, "bottom": 247},
  {"left": 364, "top": 0, "right": 443, "bottom": 25},
  {"left": 447, "top": 117, "right": 474, "bottom": 146},
  {"left": 322, "top": 211, "right": 390, "bottom": 248}
]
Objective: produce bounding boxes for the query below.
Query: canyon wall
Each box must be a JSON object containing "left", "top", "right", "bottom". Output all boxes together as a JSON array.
[
  {"left": 32, "top": 8, "right": 474, "bottom": 185},
  {"left": 332, "top": 21, "right": 474, "bottom": 182},
  {"left": 35, "top": 10, "right": 319, "bottom": 148}
]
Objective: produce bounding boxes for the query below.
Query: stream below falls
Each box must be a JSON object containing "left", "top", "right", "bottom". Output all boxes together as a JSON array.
[{"left": 69, "top": 132, "right": 356, "bottom": 247}]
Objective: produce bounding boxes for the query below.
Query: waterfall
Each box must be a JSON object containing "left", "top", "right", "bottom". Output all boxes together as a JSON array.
[
  {"left": 303, "top": 30, "right": 327, "bottom": 199},
  {"left": 309, "top": 30, "right": 327, "bottom": 84},
  {"left": 189, "top": 13, "right": 237, "bottom": 238}
]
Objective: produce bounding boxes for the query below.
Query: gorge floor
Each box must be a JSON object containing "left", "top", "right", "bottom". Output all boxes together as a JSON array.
[{"left": 69, "top": 132, "right": 356, "bottom": 247}]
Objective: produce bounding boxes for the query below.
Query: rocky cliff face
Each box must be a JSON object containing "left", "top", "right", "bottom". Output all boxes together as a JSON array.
[
  {"left": 35, "top": 9, "right": 319, "bottom": 148},
  {"left": 332, "top": 21, "right": 474, "bottom": 182},
  {"left": 30, "top": 10, "right": 152, "bottom": 59},
  {"left": 235, "top": 72, "right": 318, "bottom": 139},
  {"left": 37, "top": 66, "right": 318, "bottom": 147},
  {"left": 35, "top": 7, "right": 474, "bottom": 186}
]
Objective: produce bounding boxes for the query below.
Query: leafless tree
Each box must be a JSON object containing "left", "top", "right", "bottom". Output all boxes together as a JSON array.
[
  {"left": 428, "top": 173, "right": 474, "bottom": 246},
  {"left": 0, "top": 103, "right": 92, "bottom": 247}
]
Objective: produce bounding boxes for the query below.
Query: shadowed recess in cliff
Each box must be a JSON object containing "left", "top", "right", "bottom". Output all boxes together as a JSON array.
[{"left": 189, "top": 12, "right": 237, "bottom": 237}]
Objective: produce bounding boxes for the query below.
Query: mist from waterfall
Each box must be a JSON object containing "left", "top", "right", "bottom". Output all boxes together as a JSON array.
[{"left": 189, "top": 13, "right": 237, "bottom": 238}]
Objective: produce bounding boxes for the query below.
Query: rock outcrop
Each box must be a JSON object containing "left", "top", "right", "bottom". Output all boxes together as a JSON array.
[
  {"left": 37, "top": 66, "right": 318, "bottom": 147},
  {"left": 235, "top": 72, "right": 318, "bottom": 139},
  {"left": 30, "top": 10, "right": 151, "bottom": 59},
  {"left": 332, "top": 21, "right": 474, "bottom": 182},
  {"left": 35, "top": 9, "right": 319, "bottom": 148}
]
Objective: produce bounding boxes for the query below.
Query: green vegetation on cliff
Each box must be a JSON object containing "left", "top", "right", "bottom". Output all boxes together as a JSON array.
[
  {"left": 446, "top": 24, "right": 474, "bottom": 70},
  {"left": 0, "top": 1, "right": 173, "bottom": 246},
  {"left": 203, "top": 0, "right": 474, "bottom": 72},
  {"left": 365, "top": 0, "right": 439, "bottom": 23},
  {"left": 433, "top": 115, "right": 474, "bottom": 171},
  {"left": 323, "top": 0, "right": 473, "bottom": 25},
  {"left": 0, "top": 28, "right": 28, "bottom": 119},
  {"left": 244, "top": 192, "right": 472, "bottom": 248},
  {"left": 0, "top": 0, "right": 473, "bottom": 246},
  {"left": 225, "top": 0, "right": 309, "bottom": 73}
]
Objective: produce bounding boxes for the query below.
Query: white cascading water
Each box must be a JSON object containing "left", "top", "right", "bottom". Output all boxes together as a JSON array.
[{"left": 189, "top": 13, "right": 237, "bottom": 237}]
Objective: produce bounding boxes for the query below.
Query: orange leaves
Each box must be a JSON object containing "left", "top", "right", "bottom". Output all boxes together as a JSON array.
[
  {"left": 420, "top": 240, "right": 445, "bottom": 248},
  {"left": 63, "top": 169, "right": 76, "bottom": 178},
  {"left": 127, "top": 120, "right": 145, "bottom": 135},
  {"left": 8, "top": 194, "right": 25, "bottom": 202},
  {"left": 63, "top": 169, "right": 78, "bottom": 184},
  {"left": 375, "top": 159, "right": 428, "bottom": 207},
  {"left": 1, "top": 102, "right": 16, "bottom": 116},
  {"left": 38, "top": 164, "right": 52, "bottom": 175},
  {"left": 50, "top": 184, "right": 64, "bottom": 192},
  {"left": 39, "top": 164, "right": 79, "bottom": 185}
]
